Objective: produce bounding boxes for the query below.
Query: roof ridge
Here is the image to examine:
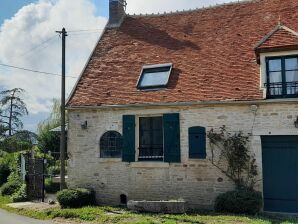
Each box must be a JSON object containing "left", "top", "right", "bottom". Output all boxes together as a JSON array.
[{"left": 127, "top": 0, "right": 258, "bottom": 18}]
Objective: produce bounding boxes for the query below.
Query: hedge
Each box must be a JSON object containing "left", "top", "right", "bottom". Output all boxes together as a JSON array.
[
  {"left": 214, "top": 189, "right": 262, "bottom": 215},
  {"left": 57, "top": 188, "right": 96, "bottom": 208},
  {"left": 0, "top": 180, "right": 22, "bottom": 196},
  {"left": 11, "top": 184, "right": 28, "bottom": 202}
]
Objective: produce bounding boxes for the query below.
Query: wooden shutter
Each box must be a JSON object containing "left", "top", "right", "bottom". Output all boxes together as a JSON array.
[
  {"left": 122, "top": 115, "right": 135, "bottom": 162},
  {"left": 163, "top": 113, "right": 181, "bottom": 163},
  {"left": 188, "top": 126, "right": 206, "bottom": 159}
]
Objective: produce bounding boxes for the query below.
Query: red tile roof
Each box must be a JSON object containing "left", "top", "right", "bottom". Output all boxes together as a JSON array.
[
  {"left": 255, "top": 24, "right": 298, "bottom": 53},
  {"left": 67, "top": 0, "right": 298, "bottom": 107}
]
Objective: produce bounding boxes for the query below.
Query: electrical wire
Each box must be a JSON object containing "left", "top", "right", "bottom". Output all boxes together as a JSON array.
[
  {"left": 17, "top": 35, "right": 58, "bottom": 58},
  {"left": 0, "top": 63, "right": 77, "bottom": 79},
  {"left": 0, "top": 28, "right": 106, "bottom": 79},
  {"left": 67, "top": 28, "right": 104, "bottom": 33}
]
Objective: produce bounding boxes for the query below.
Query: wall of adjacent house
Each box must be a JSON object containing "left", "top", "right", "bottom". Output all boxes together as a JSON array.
[{"left": 66, "top": 102, "right": 298, "bottom": 209}]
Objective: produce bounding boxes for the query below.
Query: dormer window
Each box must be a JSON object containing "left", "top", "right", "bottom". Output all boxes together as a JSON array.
[
  {"left": 265, "top": 55, "right": 298, "bottom": 98},
  {"left": 137, "top": 63, "right": 172, "bottom": 90}
]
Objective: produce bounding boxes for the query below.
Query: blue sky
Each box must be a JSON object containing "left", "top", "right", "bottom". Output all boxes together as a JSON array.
[{"left": 0, "top": 0, "right": 237, "bottom": 132}]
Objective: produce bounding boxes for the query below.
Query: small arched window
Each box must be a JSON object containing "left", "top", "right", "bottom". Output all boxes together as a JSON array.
[{"left": 100, "top": 131, "right": 123, "bottom": 158}]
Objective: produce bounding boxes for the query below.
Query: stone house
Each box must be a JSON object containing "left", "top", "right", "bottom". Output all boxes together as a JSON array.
[{"left": 66, "top": 0, "right": 298, "bottom": 213}]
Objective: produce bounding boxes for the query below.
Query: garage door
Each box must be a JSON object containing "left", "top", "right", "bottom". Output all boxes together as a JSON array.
[{"left": 262, "top": 136, "right": 298, "bottom": 213}]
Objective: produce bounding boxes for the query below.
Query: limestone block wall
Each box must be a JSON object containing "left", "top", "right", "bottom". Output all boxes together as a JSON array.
[{"left": 67, "top": 102, "right": 298, "bottom": 209}]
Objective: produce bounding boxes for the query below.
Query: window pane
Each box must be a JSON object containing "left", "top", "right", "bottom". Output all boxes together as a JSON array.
[
  {"left": 139, "top": 116, "right": 163, "bottom": 160},
  {"left": 269, "top": 71, "right": 282, "bottom": 83},
  {"left": 152, "top": 116, "right": 162, "bottom": 129},
  {"left": 140, "top": 70, "right": 170, "bottom": 87},
  {"left": 100, "top": 131, "right": 122, "bottom": 158},
  {"left": 268, "top": 59, "right": 281, "bottom": 71},
  {"left": 137, "top": 65, "right": 172, "bottom": 89},
  {"left": 286, "top": 71, "right": 298, "bottom": 82},
  {"left": 285, "top": 58, "right": 298, "bottom": 70},
  {"left": 140, "top": 117, "right": 150, "bottom": 130},
  {"left": 152, "top": 131, "right": 163, "bottom": 145}
]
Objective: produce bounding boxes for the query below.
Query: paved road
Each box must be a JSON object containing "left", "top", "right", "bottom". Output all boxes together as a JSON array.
[{"left": 0, "top": 209, "right": 51, "bottom": 224}]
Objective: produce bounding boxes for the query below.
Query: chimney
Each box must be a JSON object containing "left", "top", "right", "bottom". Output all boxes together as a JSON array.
[{"left": 108, "top": 0, "right": 126, "bottom": 28}]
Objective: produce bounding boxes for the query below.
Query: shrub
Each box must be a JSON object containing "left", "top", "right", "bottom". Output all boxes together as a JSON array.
[
  {"left": 0, "top": 180, "right": 22, "bottom": 196},
  {"left": 48, "top": 166, "right": 60, "bottom": 176},
  {"left": 0, "top": 163, "right": 10, "bottom": 186},
  {"left": 45, "top": 178, "right": 60, "bottom": 193},
  {"left": 11, "top": 184, "right": 28, "bottom": 202},
  {"left": 214, "top": 190, "right": 262, "bottom": 215},
  {"left": 57, "top": 188, "right": 96, "bottom": 208}
]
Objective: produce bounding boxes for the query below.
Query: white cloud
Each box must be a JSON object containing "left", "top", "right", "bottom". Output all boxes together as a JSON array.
[
  {"left": 0, "top": 0, "right": 107, "bottom": 115},
  {"left": 126, "top": 0, "right": 241, "bottom": 15}
]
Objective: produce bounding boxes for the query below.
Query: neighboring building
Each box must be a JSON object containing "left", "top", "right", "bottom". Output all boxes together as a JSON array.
[{"left": 66, "top": 0, "right": 298, "bottom": 212}]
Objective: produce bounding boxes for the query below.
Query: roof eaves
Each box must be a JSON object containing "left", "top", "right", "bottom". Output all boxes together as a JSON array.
[{"left": 66, "top": 98, "right": 298, "bottom": 110}]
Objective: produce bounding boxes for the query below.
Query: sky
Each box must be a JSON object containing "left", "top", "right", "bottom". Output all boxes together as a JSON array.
[{"left": 0, "top": 0, "right": 240, "bottom": 132}]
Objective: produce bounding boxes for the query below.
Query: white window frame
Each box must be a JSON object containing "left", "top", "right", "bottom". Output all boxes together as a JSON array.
[{"left": 259, "top": 50, "right": 298, "bottom": 98}]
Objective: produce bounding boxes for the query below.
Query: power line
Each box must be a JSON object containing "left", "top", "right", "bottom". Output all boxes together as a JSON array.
[
  {"left": 18, "top": 35, "right": 58, "bottom": 58},
  {"left": 67, "top": 28, "right": 104, "bottom": 33},
  {"left": 0, "top": 63, "right": 77, "bottom": 79},
  {"left": 68, "top": 32, "right": 102, "bottom": 36}
]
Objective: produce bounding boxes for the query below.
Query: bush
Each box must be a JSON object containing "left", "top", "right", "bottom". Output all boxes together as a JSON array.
[
  {"left": 214, "top": 190, "right": 262, "bottom": 215},
  {"left": 45, "top": 178, "right": 60, "bottom": 193},
  {"left": 48, "top": 166, "right": 60, "bottom": 176},
  {"left": 0, "top": 163, "right": 10, "bottom": 186},
  {"left": 57, "top": 188, "right": 96, "bottom": 208},
  {"left": 0, "top": 180, "right": 22, "bottom": 196},
  {"left": 11, "top": 184, "right": 27, "bottom": 202}
]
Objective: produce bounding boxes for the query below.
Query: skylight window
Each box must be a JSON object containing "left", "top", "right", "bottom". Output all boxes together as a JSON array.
[{"left": 137, "top": 63, "right": 173, "bottom": 90}]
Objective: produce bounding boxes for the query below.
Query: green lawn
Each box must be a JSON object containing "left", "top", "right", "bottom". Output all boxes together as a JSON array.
[{"left": 0, "top": 196, "right": 297, "bottom": 224}]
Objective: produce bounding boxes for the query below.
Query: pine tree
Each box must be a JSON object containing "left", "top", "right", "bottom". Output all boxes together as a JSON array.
[{"left": 0, "top": 88, "right": 28, "bottom": 136}]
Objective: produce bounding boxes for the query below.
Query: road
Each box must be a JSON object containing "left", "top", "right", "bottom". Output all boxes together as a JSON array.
[{"left": 0, "top": 209, "right": 52, "bottom": 224}]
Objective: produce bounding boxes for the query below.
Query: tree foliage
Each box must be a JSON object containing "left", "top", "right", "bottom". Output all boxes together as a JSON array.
[
  {"left": 0, "top": 130, "right": 38, "bottom": 153},
  {"left": 37, "top": 99, "right": 62, "bottom": 159},
  {"left": 37, "top": 98, "right": 61, "bottom": 134},
  {"left": 207, "top": 126, "right": 258, "bottom": 190},
  {"left": 0, "top": 88, "right": 28, "bottom": 136}
]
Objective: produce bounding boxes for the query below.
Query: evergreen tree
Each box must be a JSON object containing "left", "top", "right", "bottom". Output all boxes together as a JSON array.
[{"left": 0, "top": 88, "right": 28, "bottom": 136}]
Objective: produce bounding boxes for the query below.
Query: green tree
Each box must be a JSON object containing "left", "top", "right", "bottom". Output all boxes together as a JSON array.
[
  {"left": 0, "top": 130, "right": 38, "bottom": 153},
  {"left": 0, "top": 88, "right": 28, "bottom": 136},
  {"left": 37, "top": 99, "right": 61, "bottom": 133},
  {"left": 37, "top": 99, "right": 62, "bottom": 159}
]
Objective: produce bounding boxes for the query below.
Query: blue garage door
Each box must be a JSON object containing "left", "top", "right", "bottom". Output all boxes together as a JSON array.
[{"left": 262, "top": 136, "right": 298, "bottom": 213}]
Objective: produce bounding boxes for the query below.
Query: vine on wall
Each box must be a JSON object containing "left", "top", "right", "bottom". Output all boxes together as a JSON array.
[{"left": 207, "top": 126, "right": 258, "bottom": 190}]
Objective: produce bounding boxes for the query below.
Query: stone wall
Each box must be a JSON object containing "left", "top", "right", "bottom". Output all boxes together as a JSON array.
[{"left": 67, "top": 102, "right": 298, "bottom": 209}]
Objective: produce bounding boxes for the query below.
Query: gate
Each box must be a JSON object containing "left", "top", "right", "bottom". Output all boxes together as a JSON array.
[{"left": 25, "top": 156, "right": 45, "bottom": 201}]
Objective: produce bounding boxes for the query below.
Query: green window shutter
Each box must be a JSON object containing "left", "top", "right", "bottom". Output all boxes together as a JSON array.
[
  {"left": 188, "top": 126, "right": 206, "bottom": 159},
  {"left": 163, "top": 113, "right": 181, "bottom": 163},
  {"left": 122, "top": 115, "right": 135, "bottom": 162}
]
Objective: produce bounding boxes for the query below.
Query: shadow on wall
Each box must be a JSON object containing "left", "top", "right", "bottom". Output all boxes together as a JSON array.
[{"left": 121, "top": 17, "right": 200, "bottom": 51}]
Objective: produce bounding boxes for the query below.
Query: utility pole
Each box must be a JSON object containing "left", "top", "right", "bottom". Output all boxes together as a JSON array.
[{"left": 56, "top": 28, "right": 67, "bottom": 190}]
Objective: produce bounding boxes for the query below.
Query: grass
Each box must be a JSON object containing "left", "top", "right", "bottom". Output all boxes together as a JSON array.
[{"left": 1, "top": 196, "right": 298, "bottom": 224}]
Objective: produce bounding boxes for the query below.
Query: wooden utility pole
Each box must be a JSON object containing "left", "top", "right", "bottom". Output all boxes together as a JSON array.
[{"left": 56, "top": 28, "right": 67, "bottom": 190}]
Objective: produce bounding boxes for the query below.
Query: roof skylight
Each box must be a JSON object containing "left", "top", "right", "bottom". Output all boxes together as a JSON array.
[{"left": 137, "top": 63, "right": 173, "bottom": 90}]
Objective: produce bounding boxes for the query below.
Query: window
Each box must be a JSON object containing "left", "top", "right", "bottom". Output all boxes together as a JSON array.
[
  {"left": 266, "top": 55, "right": 298, "bottom": 98},
  {"left": 100, "top": 131, "right": 122, "bottom": 158},
  {"left": 137, "top": 63, "right": 172, "bottom": 90},
  {"left": 138, "top": 117, "right": 164, "bottom": 161}
]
